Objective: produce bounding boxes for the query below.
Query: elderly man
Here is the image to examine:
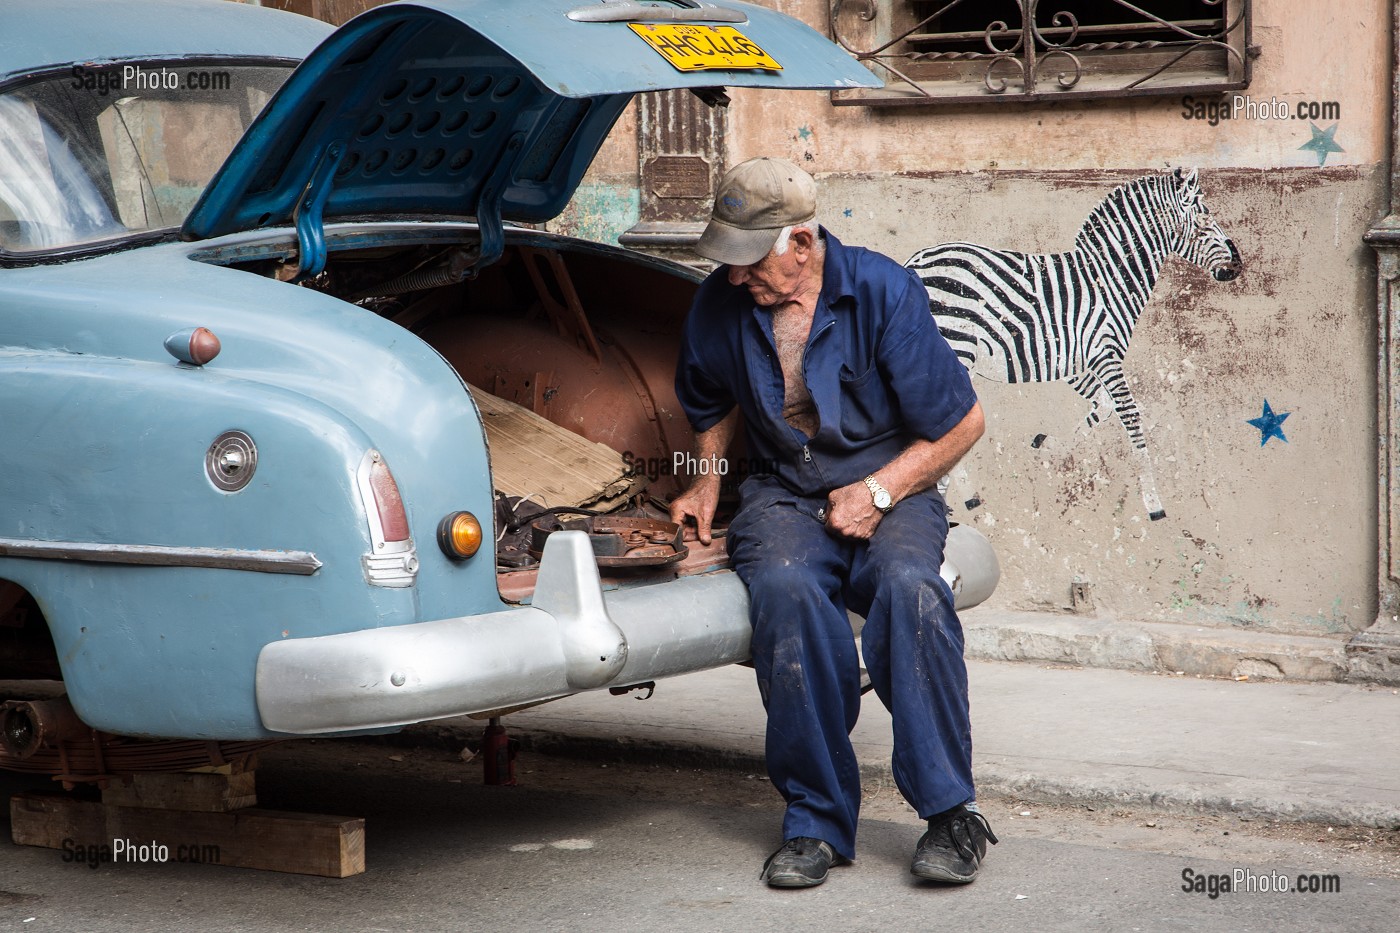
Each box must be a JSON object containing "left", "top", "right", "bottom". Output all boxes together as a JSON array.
[{"left": 670, "top": 157, "right": 995, "bottom": 888}]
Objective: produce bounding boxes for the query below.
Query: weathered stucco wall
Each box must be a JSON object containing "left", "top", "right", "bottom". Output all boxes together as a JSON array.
[
  {"left": 550, "top": 0, "right": 1390, "bottom": 639},
  {"left": 725, "top": 0, "right": 1386, "bottom": 174},
  {"left": 552, "top": 104, "right": 642, "bottom": 246},
  {"left": 576, "top": 0, "right": 1386, "bottom": 183},
  {"left": 817, "top": 166, "right": 1382, "bottom": 633}
]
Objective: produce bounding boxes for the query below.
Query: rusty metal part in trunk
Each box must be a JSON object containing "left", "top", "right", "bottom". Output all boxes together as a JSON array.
[{"left": 529, "top": 515, "right": 689, "bottom": 568}]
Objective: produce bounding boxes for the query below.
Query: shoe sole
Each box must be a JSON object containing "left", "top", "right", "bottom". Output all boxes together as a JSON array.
[
  {"left": 764, "top": 869, "right": 828, "bottom": 888},
  {"left": 911, "top": 863, "right": 977, "bottom": 884}
]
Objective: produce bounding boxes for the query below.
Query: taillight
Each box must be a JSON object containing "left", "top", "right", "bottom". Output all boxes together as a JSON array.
[
  {"left": 367, "top": 452, "right": 410, "bottom": 543},
  {"left": 355, "top": 450, "right": 418, "bottom": 588}
]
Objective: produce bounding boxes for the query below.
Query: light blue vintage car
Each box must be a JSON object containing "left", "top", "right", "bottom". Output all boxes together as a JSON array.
[{"left": 0, "top": 0, "right": 996, "bottom": 752}]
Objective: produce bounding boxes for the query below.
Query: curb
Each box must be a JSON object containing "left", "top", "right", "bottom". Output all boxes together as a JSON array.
[
  {"left": 396, "top": 720, "right": 1400, "bottom": 831},
  {"left": 962, "top": 608, "right": 1357, "bottom": 683}
]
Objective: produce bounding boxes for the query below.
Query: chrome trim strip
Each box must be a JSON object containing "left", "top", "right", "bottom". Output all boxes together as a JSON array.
[
  {"left": 0, "top": 537, "right": 322, "bottom": 575},
  {"left": 567, "top": 1, "right": 747, "bottom": 24}
]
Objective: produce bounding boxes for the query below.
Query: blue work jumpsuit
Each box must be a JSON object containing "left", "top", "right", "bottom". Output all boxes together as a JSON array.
[{"left": 676, "top": 231, "right": 980, "bottom": 860}]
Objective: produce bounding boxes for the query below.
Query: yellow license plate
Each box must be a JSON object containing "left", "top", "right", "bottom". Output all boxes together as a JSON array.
[{"left": 628, "top": 23, "right": 782, "bottom": 73}]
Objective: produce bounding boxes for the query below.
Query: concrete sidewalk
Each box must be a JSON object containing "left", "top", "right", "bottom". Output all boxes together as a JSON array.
[{"left": 412, "top": 654, "right": 1400, "bottom": 829}]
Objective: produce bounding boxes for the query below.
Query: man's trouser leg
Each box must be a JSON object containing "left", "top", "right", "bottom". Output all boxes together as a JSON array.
[
  {"left": 727, "top": 493, "right": 861, "bottom": 860},
  {"left": 849, "top": 490, "right": 975, "bottom": 820}
]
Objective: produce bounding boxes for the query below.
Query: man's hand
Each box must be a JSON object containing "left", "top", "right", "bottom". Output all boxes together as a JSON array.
[
  {"left": 670, "top": 476, "right": 722, "bottom": 546},
  {"left": 827, "top": 403, "right": 986, "bottom": 541},
  {"left": 825, "top": 480, "right": 883, "bottom": 540},
  {"left": 670, "top": 410, "right": 739, "bottom": 546}
]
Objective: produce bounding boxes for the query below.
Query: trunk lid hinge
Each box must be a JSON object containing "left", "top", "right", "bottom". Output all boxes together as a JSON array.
[
  {"left": 291, "top": 142, "right": 347, "bottom": 283},
  {"left": 467, "top": 131, "right": 527, "bottom": 279}
]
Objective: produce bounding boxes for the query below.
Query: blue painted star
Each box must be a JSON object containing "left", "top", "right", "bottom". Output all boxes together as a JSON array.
[
  {"left": 1247, "top": 400, "right": 1290, "bottom": 446},
  {"left": 1299, "top": 122, "right": 1344, "bottom": 166},
  {"left": 796, "top": 125, "right": 813, "bottom": 141},
  {"left": 843, "top": 208, "right": 853, "bottom": 217}
]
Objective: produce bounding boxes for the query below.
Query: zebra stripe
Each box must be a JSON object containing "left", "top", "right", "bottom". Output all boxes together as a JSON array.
[{"left": 905, "top": 168, "right": 1240, "bottom": 520}]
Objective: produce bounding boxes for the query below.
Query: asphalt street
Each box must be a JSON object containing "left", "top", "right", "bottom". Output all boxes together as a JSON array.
[{"left": 2, "top": 738, "right": 1397, "bottom": 933}]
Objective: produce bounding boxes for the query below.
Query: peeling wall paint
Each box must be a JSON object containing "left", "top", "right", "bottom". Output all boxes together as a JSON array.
[
  {"left": 544, "top": 181, "right": 640, "bottom": 246},
  {"left": 907, "top": 168, "right": 1241, "bottom": 521},
  {"left": 817, "top": 166, "right": 1380, "bottom": 637}
]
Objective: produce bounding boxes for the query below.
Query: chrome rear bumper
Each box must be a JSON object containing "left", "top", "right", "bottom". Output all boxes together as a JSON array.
[{"left": 256, "top": 525, "right": 999, "bottom": 735}]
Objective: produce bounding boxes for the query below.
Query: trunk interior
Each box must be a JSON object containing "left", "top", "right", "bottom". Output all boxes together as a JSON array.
[{"left": 215, "top": 230, "right": 740, "bottom": 600}]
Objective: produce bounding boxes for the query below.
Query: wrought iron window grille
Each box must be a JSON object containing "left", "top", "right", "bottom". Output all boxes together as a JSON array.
[{"left": 830, "top": 0, "right": 1253, "bottom": 106}]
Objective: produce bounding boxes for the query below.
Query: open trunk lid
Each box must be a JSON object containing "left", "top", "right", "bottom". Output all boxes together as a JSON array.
[{"left": 180, "top": 0, "right": 880, "bottom": 276}]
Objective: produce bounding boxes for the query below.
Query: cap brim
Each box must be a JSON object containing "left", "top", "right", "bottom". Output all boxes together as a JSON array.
[{"left": 694, "top": 217, "right": 783, "bottom": 266}]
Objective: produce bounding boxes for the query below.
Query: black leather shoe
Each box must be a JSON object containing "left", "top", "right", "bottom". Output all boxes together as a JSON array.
[
  {"left": 911, "top": 805, "right": 999, "bottom": 884},
  {"left": 760, "top": 836, "right": 842, "bottom": 888}
]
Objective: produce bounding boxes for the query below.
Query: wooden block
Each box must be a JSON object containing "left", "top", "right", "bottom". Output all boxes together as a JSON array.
[
  {"left": 11, "top": 792, "right": 104, "bottom": 848},
  {"left": 102, "top": 770, "right": 257, "bottom": 812},
  {"left": 9, "top": 792, "right": 365, "bottom": 878},
  {"left": 104, "top": 807, "right": 366, "bottom": 878},
  {"left": 185, "top": 754, "right": 259, "bottom": 776}
]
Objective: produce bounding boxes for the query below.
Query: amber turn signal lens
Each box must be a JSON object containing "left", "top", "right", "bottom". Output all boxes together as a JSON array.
[{"left": 437, "top": 511, "right": 483, "bottom": 560}]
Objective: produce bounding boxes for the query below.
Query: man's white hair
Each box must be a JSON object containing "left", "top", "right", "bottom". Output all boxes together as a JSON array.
[{"left": 772, "top": 219, "right": 823, "bottom": 257}]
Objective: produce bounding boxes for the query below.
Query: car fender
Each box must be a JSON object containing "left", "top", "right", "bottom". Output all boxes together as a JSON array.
[{"left": 0, "top": 351, "right": 423, "bottom": 738}]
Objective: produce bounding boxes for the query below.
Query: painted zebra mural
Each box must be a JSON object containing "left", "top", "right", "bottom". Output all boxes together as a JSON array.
[{"left": 906, "top": 168, "right": 1241, "bottom": 520}]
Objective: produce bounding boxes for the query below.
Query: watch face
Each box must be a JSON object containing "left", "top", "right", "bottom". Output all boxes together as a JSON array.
[{"left": 874, "top": 488, "right": 892, "bottom": 510}]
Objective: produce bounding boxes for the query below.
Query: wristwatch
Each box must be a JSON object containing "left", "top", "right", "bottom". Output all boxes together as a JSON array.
[{"left": 864, "top": 475, "right": 894, "bottom": 513}]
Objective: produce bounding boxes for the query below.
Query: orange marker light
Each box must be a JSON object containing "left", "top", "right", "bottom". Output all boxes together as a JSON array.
[{"left": 437, "top": 511, "right": 483, "bottom": 560}]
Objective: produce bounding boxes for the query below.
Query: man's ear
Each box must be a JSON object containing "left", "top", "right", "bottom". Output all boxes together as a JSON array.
[{"left": 790, "top": 227, "right": 816, "bottom": 258}]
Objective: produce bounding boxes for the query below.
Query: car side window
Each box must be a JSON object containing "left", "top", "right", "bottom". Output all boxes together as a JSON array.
[
  {"left": 0, "top": 95, "right": 120, "bottom": 251},
  {"left": 0, "top": 64, "right": 290, "bottom": 256},
  {"left": 96, "top": 97, "right": 247, "bottom": 231}
]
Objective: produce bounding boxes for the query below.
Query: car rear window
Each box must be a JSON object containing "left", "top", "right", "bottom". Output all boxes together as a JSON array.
[{"left": 0, "top": 62, "right": 292, "bottom": 254}]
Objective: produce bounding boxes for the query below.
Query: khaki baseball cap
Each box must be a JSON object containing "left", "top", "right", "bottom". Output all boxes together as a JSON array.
[{"left": 696, "top": 157, "right": 817, "bottom": 266}]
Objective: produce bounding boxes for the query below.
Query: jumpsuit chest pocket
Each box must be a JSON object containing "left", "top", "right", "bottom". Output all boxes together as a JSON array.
[{"left": 838, "top": 361, "right": 894, "bottom": 440}]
